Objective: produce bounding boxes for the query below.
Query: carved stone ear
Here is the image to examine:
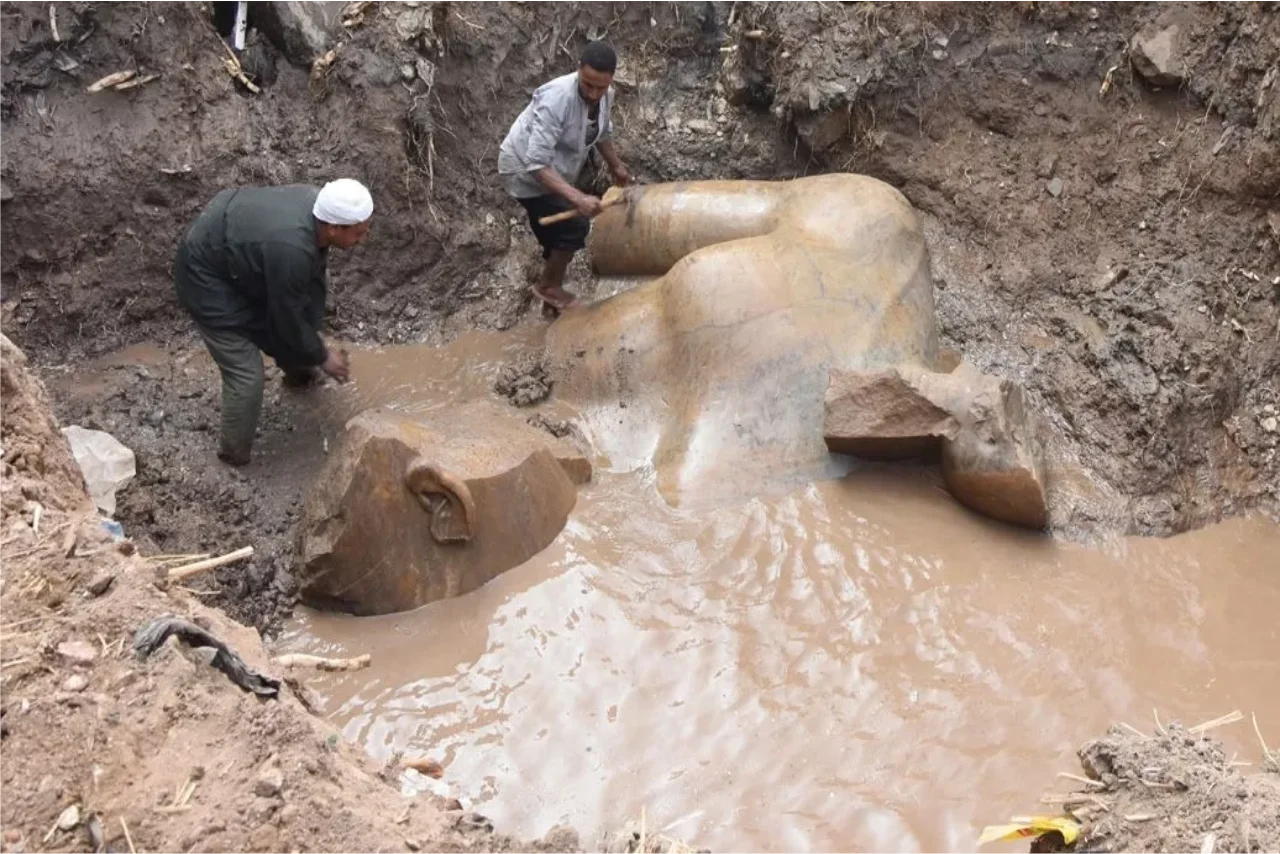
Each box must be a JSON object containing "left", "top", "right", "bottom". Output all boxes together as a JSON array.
[{"left": 403, "top": 457, "right": 476, "bottom": 544}]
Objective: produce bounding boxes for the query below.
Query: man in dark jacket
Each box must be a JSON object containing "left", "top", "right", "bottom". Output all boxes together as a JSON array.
[{"left": 174, "top": 179, "right": 373, "bottom": 466}]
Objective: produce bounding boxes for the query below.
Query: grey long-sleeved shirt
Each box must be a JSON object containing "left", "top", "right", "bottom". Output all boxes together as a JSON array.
[{"left": 497, "top": 72, "right": 614, "bottom": 199}]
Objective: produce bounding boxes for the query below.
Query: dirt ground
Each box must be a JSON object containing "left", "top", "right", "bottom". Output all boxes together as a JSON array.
[
  {"left": 2, "top": 1, "right": 1279, "bottom": 852},
  {"left": 1051, "top": 719, "right": 1279, "bottom": 853}
]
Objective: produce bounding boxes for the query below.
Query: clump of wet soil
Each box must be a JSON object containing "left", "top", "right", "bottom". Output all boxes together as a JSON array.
[
  {"left": 1064, "top": 721, "right": 1280, "bottom": 853},
  {"left": 495, "top": 354, "right": 553, "bottom": 408},
  {"left": 527, "top": 413, "right": 577, "bottom": 440}
]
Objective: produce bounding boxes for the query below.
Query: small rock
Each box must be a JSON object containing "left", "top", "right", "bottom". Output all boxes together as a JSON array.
[
  {"left": 405, "top": 839, "right": 421, "bottom": 852},
  {"left": 1035, "top": 154, "right": 1059, "bottom": 179},
  {"left": 1130, "top": 23, "right": 1187, "bottom": 87},
  {"left": 254, "top": 767, "right": 284, "bottom": 799},
  {"left": 392, "top": 7, "right": 430, "bottom": 41},
  {"left": 685, "top": 118, "right": 716, "bottom": 134},
  {"left": 56, "top": 640, "right": 99, "bottom": 666},
  {"left": 1262, "top": 416, "right": 1278, "bottom": 433},
  {"left": 453, "top": 812, "right": 494, "bottom": 835},
  {"left": 62, "top": 674, "right": 89, "bottom": 693},
  {"left": 86, "top": 572, "right": 116, "bottom": 597},
  {"left": 245, "top": 798, "right": 276, "bottom": 824},
  {"left": 400, "top": 63, "right": 416, "bottom": 82},
  {"left": 415, "top": 59, "right": 435, "bottom": 88},
  {"left": 1033, "top": 103, "right": 1050, "bottom": 117},
  {"left": 56, "top": 803, "right": 81, "bottom": 831},
  {"left": 145, "top": 409, "right": 165, "bottom": 427},
  {"left": 1046, "top": 177, "right": 1064, "bottom": 198},
  {"left": 443, "top": 798, "right": 463, "bottom": 812},
  {"left": 484, "top": 212, "right": 495, "bottom": 226}
]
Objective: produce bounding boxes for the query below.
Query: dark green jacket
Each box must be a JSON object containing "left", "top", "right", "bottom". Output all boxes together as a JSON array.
[{"left": 175, "top": 185, "right": 329, "bottom": 368}]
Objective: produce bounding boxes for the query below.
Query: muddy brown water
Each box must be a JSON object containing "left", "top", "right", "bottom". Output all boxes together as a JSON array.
[
  {"left": 60, "top": 329, "right": 1280, "bottom": 850},
  {"left": 254, "top": 331, "right": 1280, "bottom": 852}
]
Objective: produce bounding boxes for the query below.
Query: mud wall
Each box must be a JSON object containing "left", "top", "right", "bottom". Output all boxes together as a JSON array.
[{"left": 729, "top": 2, "right": 1280, "bottom": 534}]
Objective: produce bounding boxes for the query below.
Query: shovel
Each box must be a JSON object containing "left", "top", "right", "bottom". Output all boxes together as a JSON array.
[{"left": 538, "top": 185, "right": 628, "bottom": 226}]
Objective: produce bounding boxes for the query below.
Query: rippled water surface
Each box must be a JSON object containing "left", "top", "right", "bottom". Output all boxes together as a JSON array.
[{"left": 282, "top": 461, "right": 1280, "bottom": 851}]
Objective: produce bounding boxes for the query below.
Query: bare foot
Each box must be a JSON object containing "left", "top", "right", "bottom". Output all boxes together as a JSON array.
[{"left": 532, "top": 285, "right": 576, "bottom": 310}]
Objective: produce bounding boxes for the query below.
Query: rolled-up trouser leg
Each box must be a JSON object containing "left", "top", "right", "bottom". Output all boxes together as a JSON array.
[{"left": 195, "top": 324, "right": 264, "bottom": 465}]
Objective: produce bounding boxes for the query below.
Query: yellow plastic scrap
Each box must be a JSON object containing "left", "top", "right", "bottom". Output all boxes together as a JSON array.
[{"left": 978, "top": 815, "right": 1081, "bottom": 846}]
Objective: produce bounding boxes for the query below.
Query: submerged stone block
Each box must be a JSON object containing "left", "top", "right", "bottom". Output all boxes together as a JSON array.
[
  {"left": 938, "top": 364, "right": 1048, "bottom": 530},
  {"left": 822, "top": 367, "right": 960, "bottom": 460},
  {"left": 298, "top": 402, "right": 588, "bottom": 615},
  {"left": 823, "top": 362, "right": 1048, "bottom": 529}
]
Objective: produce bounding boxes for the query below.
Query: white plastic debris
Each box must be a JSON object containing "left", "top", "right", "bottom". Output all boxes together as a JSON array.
[{"left": 61, "top": 426, "right": 136, "bottom": 515}]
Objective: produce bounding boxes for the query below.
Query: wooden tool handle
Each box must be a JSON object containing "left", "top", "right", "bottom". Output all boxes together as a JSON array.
[
  {"left": 537, "top": 187, "right": 627, "bottom": 226},
  {"left": 538, "top": 208, "right": 583, "bottom": 226}
]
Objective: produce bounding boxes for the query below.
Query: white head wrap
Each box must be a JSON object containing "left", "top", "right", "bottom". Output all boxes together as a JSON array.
[{"left": 313, "top": 178, "right": 374, "bottom": 225}]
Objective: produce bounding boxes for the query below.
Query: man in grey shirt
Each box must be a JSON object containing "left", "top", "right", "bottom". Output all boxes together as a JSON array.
[{"left": 498, "top": 41, "right": 631, "bottom": 309}]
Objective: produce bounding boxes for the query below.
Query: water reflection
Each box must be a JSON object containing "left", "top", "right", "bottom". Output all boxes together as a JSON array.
[{"left": 282, "top": 468, "right": 1280, "bottom": 851}]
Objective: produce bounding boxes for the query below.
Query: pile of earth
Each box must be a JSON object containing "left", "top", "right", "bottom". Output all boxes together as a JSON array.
[{"left": 1014, "top": 716, "right": 1280, "bottom": 853}]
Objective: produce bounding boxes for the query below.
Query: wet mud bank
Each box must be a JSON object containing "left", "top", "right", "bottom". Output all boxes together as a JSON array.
[{"left": 1067, "top": 721, "right": 1280, "bottom": 853}]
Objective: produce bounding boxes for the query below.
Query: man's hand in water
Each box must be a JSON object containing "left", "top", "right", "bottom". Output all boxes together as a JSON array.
[
  {"left": 572, "top": 191, "right": 604, "bottom": 219},
  {"left": 321, "top": 349, "right": 350, "bottom": 383}
]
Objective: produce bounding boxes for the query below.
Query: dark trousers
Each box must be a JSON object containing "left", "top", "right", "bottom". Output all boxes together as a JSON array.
[
  {"left": 196, "top": 324, "right": 264, "bottom": 462},
  {"left": 516, "top": 194, "right": 591, "bottom": 259},
  {"left": 195, "top": 324, "right": 314, "bottom": 463}
]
